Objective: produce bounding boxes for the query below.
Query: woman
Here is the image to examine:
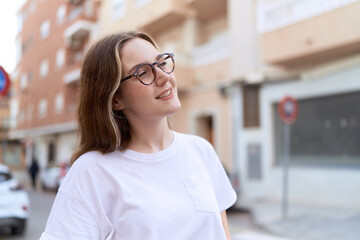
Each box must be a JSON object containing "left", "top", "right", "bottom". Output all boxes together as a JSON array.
[{"left": 40, "top": 31, "right": 237, "bottom": 240}]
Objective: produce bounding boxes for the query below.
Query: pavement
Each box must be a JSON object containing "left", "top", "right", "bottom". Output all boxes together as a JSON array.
[{"left": 236, "top": 199, "right": 360, "bottom": 240}]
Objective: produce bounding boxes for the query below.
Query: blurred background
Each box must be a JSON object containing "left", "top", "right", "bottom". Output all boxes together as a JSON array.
[{"left": 0, "top": 0, "right": 359, "bottom": 239}]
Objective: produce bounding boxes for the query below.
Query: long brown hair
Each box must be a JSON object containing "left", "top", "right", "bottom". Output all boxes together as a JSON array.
[{"left": 71, "top": 31, "right": 158, "bottom": 164}]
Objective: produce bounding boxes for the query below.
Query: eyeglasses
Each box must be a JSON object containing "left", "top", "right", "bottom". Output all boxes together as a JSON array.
[{"left": 120, "top": 53, "right": 175, "bottom": 85}]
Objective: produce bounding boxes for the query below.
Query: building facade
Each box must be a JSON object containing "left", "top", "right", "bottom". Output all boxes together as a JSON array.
[
  {"left": 253, "top": 0, "right": 360, "bottom": 208},
  {"left": 9, "top": 0, "right": 98, "bottom": 169}
]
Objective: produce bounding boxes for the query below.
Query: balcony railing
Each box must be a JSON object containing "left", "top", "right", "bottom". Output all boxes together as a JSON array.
[
  {"left": 257, "top": 0, "right": 359, "bottom": 32},
  {"left": 191, "top": 34, "right": 230, "bottom": 67},
  {"left": 68, "top": 5, "right": 95, "bottom": 22}
]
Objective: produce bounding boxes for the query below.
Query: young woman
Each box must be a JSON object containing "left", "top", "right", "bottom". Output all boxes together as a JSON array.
[{"left": 40, "top": 31, "right": 237, "bottom": 240}]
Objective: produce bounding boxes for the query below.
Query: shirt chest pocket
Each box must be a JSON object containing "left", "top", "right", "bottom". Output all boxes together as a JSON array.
[{"left": 184, "top": 173, "right": 219, "bottom": 213}]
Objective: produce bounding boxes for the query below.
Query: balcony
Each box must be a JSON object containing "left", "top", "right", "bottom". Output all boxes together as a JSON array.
[
  {"left": 132, "top": 0, "right": 189, "bottom": 34},
  {"left": 63, "top": 51, "right": 83, "bottom": 84},
  {"left": 192, "top": 34, "right": 230, "bottom": 67},
  {"left": 64, "top": 5, "right": 97, "bottom": 50},
  {"left": 259, "top": 0, "right": 360, "bottom": 68},
  {"left": 63, "top": 68, "right": 81, "bottom": 84},
  {"left": 186, "top": 0, "right": 227, "bottom": 21},
  {"left": 190, "top": 34, "right": 231, "bottom": 85}
]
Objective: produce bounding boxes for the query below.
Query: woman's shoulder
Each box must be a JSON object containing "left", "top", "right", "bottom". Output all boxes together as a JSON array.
[
  {"left": 76, "top": 150, "right": 105, "bottom": 163},
  {"left": 174, "top": 131, "right": 213, "bottom": 149},
  {"left": 59, "top": 151, "right": 116, "bottom": 194}
]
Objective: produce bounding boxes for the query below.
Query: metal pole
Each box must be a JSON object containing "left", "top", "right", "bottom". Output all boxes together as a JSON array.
[{"left": 282, "top": 123, "right": 290, "bottom": 218}]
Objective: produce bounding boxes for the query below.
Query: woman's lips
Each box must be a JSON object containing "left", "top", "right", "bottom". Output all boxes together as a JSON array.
[{"left": 156, "top": 89, "right": 172, "bottom": 99}]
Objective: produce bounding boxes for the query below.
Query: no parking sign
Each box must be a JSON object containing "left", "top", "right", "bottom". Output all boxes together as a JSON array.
[
  {"left": 0, "top": 66, "right": 10, "bottom": 97},
  {"left": 278, "top": 96, "right": 298, "bottom": 124},
  {"left": 278, "top": 95, "right": 298, "bottom": 218}
]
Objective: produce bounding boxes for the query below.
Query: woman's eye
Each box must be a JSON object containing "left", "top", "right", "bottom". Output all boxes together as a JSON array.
[
  {"left": 159, "top": 61, "right": 167, "bottom": 67},
  {"left": 138, "top": 71, "right": 148, "bottom": 77}
]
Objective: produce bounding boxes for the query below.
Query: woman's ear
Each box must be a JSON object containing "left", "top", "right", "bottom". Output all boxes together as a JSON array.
[{"left": 112, "top": 94, "right": 124, "bottom": 111}]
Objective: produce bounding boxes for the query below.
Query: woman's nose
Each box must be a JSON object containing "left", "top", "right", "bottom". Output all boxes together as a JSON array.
[{"left": 154, "top": 67, "right": 170, "bottom": 86}]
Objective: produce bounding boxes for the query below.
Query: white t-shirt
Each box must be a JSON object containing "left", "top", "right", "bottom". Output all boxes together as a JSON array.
[{"left": 40, "top": 131, "right": 237, "bottom": 240}]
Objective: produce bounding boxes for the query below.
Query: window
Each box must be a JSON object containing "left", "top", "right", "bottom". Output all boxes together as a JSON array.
[
  {"left": 27, "top": 104, "right": 33, "bottom": 121},
  {"left": 29, "top": 1, "right": 36, "bottom": 14},
  {"left": 16, "top": 39, "right": 22, "bottom": 64},
  {"left": 38, "top": 99, "right": 48, "bottom": 118},
  {"left": 243, "top": 84, "right": 260, "bottom": 128},
  {"left": 56, "top": 48, "right": 65, "bottom": 68},
  {"left": 56, "top": 5, "right": 66, "bottom": 26},
  {"left": 112, "top": 0, "right": 126, "bottom": 20},
  {"left": 21, "top": 37, "right": 34, "bottom": 55},
  {"left": 136, "top": 0, "right": 151, "bottom": 8},
  {"left": 55, "top": 93, "right": 64, "bottom": 114},
  {"left": 19, "top": 109, "right": 25, "bottom": 124},
  {"left": 20, "top": 73, "right": 28, "bottom": 90},
  {"left": 40, "top": 20, "right": 50, "bottom": 39},
  {"left": 274, "top": 91, "right": 360, "bottom": 166},
  {"left": 9, "top": 99, "right": 19, "bottom": 128},
  {"left": 39, "top": 59, "right": 49, "bottom": 78},
  {"left": 17, "top": 14, "right": 23, "bottom": 33},
  {"left": 28, "top": 70, "right": 34, "bottom": 83}
]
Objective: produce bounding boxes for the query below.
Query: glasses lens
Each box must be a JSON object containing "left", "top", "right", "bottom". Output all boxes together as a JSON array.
[
  {"left": 158, "top": 54, "right": 174, "bottom": 74},
  {"left": 137, "top": 64, "right": 155, "bottom": 85}
]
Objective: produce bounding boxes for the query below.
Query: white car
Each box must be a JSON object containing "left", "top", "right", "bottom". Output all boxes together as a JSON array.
[
  {"left": 40, "top": 163, "right": 70, "bottom": 191},
  {"left": 0, "top": 164, "right": 30, "bottom": 235}
]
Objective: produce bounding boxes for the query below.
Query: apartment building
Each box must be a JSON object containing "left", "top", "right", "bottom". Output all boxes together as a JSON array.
[
  {"left": 9, "top": 0, "right": 98, "bottom": 169},
  {"left": 96, "top": 0, "right": 360, "bottom": 208}
]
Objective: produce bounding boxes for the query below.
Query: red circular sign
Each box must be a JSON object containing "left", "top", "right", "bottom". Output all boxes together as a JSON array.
[
  {"left": 0, "top": 66, "right": 10, "bottom": 97},
  {"left": 278, "top": 96, "right": 298, "bottom": 124}
]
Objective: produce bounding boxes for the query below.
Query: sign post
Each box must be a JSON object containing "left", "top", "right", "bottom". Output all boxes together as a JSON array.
[
  {"left": 278, "top": 96, "right": 298, "bottom": 218},
  {"left": 0, "top": 66, "right": 11, "bottom": 97}
]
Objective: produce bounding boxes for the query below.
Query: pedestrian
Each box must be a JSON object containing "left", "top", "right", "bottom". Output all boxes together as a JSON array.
[
  {"left": 40, "top": 31, "right": 237, "bottom": 240},
  {"left": 28, "top": 157, "right": 39, "bottom": 190}
]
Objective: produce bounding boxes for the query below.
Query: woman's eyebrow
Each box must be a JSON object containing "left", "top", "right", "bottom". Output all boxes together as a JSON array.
[
  {"left": 128, "top": 63, "right": 143, "bottom": 74},
  {"left": 128, "top": 54, "right": 163, "bottom": 73}
]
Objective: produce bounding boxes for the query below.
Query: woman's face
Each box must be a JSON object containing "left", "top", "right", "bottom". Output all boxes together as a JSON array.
[{"left": 114, "top": 37, "right": 181, "bottom": 121}]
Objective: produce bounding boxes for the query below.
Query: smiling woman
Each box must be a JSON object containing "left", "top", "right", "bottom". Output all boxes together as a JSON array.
[{"left": 40, "top": 31, "right": 236, "bottom": 240}]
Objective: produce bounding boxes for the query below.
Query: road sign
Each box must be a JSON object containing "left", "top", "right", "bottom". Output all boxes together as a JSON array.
[
  {"left": 277, "top": 96, "right": 298, "bottom": 218},
  {"left": 0, "top": 66, "right": 10, "bottom": 97},
  {"left": 278, "top": 96, "right": 298, "bottom": 124}
]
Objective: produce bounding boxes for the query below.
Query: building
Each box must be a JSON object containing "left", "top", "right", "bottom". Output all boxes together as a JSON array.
[
  {"left": 9, "top": 0, "right": 99, "bottom": 169},
  {"left": 254, "top": 0, "right": 360, "bottom": 208}
]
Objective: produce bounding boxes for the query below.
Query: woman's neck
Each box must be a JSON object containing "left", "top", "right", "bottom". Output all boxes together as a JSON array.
[{"left": 127, "top": 118, "right": 174, "bottom": 153}]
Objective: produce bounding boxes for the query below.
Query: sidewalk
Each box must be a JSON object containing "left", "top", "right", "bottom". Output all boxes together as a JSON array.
[{"left": 239, "top": 200, "right": 360, "bottom": 240}]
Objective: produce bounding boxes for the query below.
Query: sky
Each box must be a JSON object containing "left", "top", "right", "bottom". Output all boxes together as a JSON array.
[{"left": 0, "top": 1, "right": 25, "bottom": 74}]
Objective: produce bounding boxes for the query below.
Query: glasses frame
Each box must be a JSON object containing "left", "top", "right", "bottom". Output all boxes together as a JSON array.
[{"left": 120, "top": 53, "right": 175, "bottom": 85}]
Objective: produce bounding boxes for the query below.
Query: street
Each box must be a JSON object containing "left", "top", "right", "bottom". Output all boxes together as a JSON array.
[{"left": 0, "top": 189, "right": 284, "bottom": 240}]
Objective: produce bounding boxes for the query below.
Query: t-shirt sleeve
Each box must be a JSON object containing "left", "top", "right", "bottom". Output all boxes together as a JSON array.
[
  {"left": 40, "top": 190, "right": 111, "bottom": 240},
  {"left": 204, "top": 141, "right": 237, "bottom": 211}
]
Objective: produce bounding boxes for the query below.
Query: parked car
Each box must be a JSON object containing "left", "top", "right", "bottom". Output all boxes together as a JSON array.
[
  {"left": 0, "top": 164, "right": 30, "bottom": 235},
  {"left": 40, "top": 163, "right": 70, "bottom": 191}
]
